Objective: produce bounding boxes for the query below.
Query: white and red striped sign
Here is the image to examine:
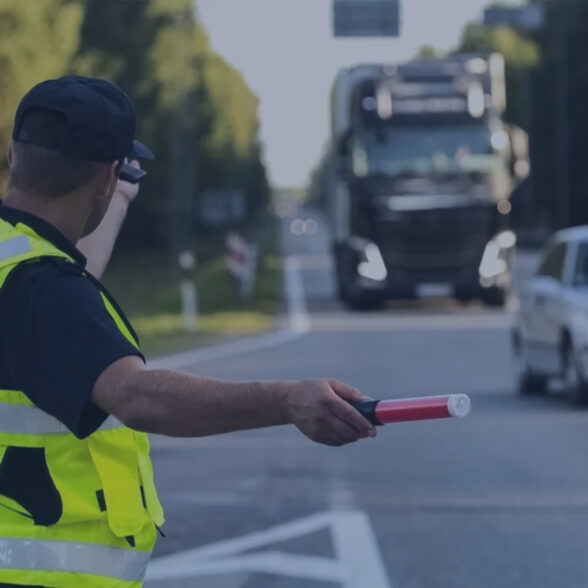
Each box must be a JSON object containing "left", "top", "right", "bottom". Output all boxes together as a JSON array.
[{"left": 226, "top": 232, "right": 259, "bottom": 297}]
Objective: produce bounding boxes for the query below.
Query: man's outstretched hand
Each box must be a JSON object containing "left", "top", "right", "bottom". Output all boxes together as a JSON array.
[{"left": 280, "top": 379, "right": 377, "bottom": 446}]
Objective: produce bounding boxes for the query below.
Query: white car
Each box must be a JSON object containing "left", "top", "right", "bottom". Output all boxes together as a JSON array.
[{"left": 513, "top": 227, "right": 588, "bottom": 403}]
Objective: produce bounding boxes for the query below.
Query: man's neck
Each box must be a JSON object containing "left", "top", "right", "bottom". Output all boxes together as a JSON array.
[{"left": 3, "top": 189, "right": 85, "bottom": 244}]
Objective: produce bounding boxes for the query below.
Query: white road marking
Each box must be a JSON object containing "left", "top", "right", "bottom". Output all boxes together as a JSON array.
[
  {"left": 284, "top": 255, "right": 311, "bottom": 333},
  {"left": 145, "top": 509, "right": 392, "bottom": 587},
  {"left": 148, "top": 552, "right": 342, "bottom": 583},
  {"left": 311, "top": 311, "right": 513, "bottom": 333},
  {"left": 148, "top": 255, "right": 310, "bottom": 370},
  {"left": 327, "top": 475, "right": 392, "bottom": 587},
  {"left": 147, "top": 511, "right": 331, "bottom": 573},
  {"left": 331, "top": 511, "right": 392, "bottom": 588}
]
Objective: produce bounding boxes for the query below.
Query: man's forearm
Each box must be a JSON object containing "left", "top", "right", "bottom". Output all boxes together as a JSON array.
[
  {"left": 93, "top": 356, "right": 375, "bottom": 446},
  {"left": 77, "top": 197, "right": 128, "bottom": 279},
  {"left": 121, "top": 369, "right": 290, "bottom": 437}
]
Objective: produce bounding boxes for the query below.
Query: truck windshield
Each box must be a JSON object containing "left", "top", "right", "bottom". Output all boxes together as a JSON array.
[{"left": 361, "top": 125, "right": 494, "bottom": 175}]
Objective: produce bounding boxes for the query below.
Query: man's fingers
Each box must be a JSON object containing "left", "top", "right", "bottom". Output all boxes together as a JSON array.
[
  {"left": 327, "top": 411, "right": 366, "bottom": 442},
  {"left": 329, "top": 379, "right": 364, "bottom": 402},
  {"left": 320, "top": 435, "right": 348, "bottom": 447},
  {"left": 329, "top": 395, "right": 377, "bottom": 436}
]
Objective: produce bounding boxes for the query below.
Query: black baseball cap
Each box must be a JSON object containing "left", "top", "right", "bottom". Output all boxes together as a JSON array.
[{"left": 13, "top": 75, "right": 154, "bottom": 183}]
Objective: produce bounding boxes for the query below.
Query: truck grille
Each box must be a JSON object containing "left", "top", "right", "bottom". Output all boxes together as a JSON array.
[{"left": 374, "top": 205, "right": 494, "bottom": 283}]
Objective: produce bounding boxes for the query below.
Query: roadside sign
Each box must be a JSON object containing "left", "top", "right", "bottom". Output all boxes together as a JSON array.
[
  {"left": 483, "top": 5, "right": 544, "bottom": 31},
  {"left": 333, "top": 0, "right": 400, "bottom": 37}
]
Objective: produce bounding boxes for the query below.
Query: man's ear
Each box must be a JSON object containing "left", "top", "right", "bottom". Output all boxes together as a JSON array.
[
  {"left": 107, "top": 160, "right": 119, "bottom": 189},
  {"left": 97, "top": 161, "right": 119, "bottom": 196}
]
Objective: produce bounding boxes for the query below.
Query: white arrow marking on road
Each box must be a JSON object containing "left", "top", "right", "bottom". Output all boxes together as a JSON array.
[{"left": 145, "top": 509, "right": 391, "bottom": 587}]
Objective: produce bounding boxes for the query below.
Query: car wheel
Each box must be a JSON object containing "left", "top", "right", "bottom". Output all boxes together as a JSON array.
[
  {"left": 512, "top": 331, "right": 547, "bottom": 396},
  {"left": 562, "top": 339, "right": 588, "bottom": 405}
]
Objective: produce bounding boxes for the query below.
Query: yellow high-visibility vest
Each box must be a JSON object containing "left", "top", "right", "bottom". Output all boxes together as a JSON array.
[{"left": 0, "top": 217, "right": 164, "bottom": 587}]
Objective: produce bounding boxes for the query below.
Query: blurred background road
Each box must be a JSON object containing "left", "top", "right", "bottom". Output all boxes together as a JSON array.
[{"left": 144, "top": 210, "right": 588, "bottom": 588}]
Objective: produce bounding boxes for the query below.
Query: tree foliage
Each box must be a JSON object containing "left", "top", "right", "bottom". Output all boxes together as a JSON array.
[
  {"left": 456, "top": 1, "right": 588, "bottom": 229},
  {"left": 456, "top": 23, "right": 539, "bottom": 130},
  {"left": 0, "top": 0, "right": 82, "bottom": 184},
  {"left": 0, "top": 0, "right": 269, "bottom": 250}
]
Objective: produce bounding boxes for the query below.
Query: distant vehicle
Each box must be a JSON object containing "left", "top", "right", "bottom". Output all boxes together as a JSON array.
[
  {"left": 326, "top": 54, "right": 530, "bottom": 310},
  {"left": 513, "top": 227, "right": 588, "bottom": 403},
  {"left": 290, "top": 218, "right": 319, "bottom": 237}
]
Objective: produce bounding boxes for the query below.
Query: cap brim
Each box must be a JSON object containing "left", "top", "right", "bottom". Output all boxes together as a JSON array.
[
  {"left": 130, "top": 139, "right": 154, "bottom": 161},
  {"left": 120, "top": 163, "right": 147, "bottom": 184}
]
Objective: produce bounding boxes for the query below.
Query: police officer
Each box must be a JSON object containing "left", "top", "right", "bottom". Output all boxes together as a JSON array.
[{"left": 0, "top": 76, "right": 376, "bottom": 587}]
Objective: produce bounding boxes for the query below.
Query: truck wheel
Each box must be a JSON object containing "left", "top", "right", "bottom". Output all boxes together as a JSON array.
[
  {"left": 342, "top": 284, "right": 385, "bottom": 311},
  {"left": 481, "top": 287, "right": 507, "bottom": 308}
]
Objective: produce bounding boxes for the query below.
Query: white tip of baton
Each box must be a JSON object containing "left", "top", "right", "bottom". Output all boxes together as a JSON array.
[{"left": 447, "top": 394, "right": 471, "bottom": 418}]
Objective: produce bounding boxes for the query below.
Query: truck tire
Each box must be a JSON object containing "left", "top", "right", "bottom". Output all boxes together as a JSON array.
[
  {"left": 337, "top": 255, "right": 386, "bottom": 311},
  {"left": 481, "top": 287, "right": 507, "bottom": 308},
  {"left": 343, "top": 290, "right": 386, "bottom": 311},
  {"left": 341, "top": 277, "right": 385, "bottom": 311}
]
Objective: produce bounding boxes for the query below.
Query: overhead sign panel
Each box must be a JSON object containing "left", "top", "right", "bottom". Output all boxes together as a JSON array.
[
  {"left": 483, "top": 5, "right": 544, "bottom": 31},
  {"left": 333, "top": 0, "right": 400, "bottom": 37}
]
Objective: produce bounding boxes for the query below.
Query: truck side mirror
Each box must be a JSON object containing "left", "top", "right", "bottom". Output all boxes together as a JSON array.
[{"left": 336, "top": 133, "right": 353, "bottom": 178}]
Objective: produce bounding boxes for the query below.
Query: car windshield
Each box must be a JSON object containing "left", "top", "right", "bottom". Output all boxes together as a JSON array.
[
  {"left": 574, "top": 242, "right": 588, "bottom": 286},
  {"left": 360, "top": 125, "right": 495, "bottom": 175}
]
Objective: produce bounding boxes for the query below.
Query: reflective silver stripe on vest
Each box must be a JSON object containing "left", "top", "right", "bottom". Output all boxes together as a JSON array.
[
  {"left": 0, "top": 537, "right": 150, "bottom": 581},
  {"left": 0, "top": 404, "right": 123, "bottom": 435},
  {"left": 0, "top": 235, "right": 31, "bottom": 262}
]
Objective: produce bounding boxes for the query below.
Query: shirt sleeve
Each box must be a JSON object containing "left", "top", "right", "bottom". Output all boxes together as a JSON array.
[{"left": 0, "top": 260, "right": 144, "bottom": 439}]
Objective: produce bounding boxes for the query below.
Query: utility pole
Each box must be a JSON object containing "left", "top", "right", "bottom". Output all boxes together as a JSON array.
[
  {"left": 554, "top": 25, "right": 570, "bottom": 229},
  {"left": 168, "top": 8, "right": 199, "bottom": 331}
]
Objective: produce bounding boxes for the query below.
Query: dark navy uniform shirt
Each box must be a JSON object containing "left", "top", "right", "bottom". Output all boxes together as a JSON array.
[{"left": 0, "top": 205, "right": 143, "bottom": 439}]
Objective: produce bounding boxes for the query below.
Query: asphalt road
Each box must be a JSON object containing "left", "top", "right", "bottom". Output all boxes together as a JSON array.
[{"left": 144, "top": 211, "right": 588, "bottom": 588}]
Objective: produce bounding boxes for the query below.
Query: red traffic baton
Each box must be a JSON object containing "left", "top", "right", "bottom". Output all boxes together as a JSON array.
[{"left": 350, "top": 394, "right": 471, "bottom": 425}]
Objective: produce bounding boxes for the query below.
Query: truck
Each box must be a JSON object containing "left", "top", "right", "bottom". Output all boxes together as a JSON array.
[{"left": 328, "top": 54, "right": 529, "bottom": 310}]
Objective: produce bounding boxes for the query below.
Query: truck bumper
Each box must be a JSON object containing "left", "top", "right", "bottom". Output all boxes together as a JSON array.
[{"left": 338, "top": 231, "right": 515, "bottom": 300}]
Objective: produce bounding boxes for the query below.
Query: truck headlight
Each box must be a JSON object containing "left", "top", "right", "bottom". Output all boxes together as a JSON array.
[
  {"left": 497, "top": 230, "right": 517, "bottom": 249},
  {"left": 350, "top": 238, "right": 388, "bottom": 282},
  {"left": 479, "top": 241, "right": 507, "bottom": 279},
  {"left": 479, "top": 231, "right": 516, "bottom": 280}
]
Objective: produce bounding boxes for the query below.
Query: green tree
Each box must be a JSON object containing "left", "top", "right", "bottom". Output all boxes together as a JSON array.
[
  {"left": 416, "top": 45, "right": 443, "bottom": 59},
  {"left": 74, "top": 0, "right": 269, "bottom": 248},
  {"left": 456, "top": 23, "right": 539, "bottom": 130},
  {"left": 0, "top": 0, "right": 82, "bottom": 185}
]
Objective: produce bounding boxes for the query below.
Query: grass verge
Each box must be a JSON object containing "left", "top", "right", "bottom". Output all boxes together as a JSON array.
[{"left": 103, "top": 229, "right": 282, "bottom": 358}]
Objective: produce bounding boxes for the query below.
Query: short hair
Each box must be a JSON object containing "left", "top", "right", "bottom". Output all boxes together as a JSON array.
[{"left": 8, "top": 109, "right": 106, "bottom": 198}]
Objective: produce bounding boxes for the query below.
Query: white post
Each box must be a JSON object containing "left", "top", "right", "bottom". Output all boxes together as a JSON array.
[
  {"left": 178, "top": 250, "right": 197, "bottom": 332},
  {"left": 241, "top": 244, "right": 259, "bottom": 299}
]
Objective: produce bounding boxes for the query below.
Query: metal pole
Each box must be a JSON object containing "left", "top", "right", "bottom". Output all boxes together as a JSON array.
[{"left": 555, "top": 26, "right": 570, "bottom": 229}]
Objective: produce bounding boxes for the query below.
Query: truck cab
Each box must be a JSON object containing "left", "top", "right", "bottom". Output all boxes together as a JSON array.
[{"left": 328, "top": 54, "right": 529, "bottom": 309}]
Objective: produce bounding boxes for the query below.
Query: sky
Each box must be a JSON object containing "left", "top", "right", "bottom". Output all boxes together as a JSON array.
[{"left": 197, "top": 0, "right": 521, "bottom": 187}]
